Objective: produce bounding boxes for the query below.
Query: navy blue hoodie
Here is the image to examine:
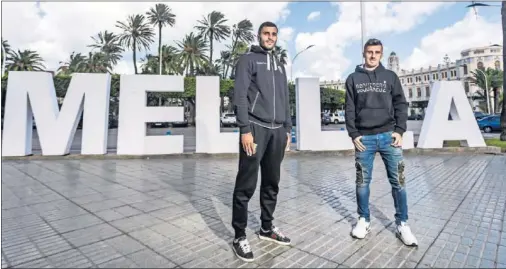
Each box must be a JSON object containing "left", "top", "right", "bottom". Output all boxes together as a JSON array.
[
  {"left": 232, "top": 45, "right": 291, "bottom": 134},
  {"left": 344, "top": 62, "right": 408, "bottom": 140}
]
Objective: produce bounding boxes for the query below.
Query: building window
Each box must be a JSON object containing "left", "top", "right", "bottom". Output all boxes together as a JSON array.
[
  {"left": 426, "top": 86, "right": 430, "bottom": 97},
  {"left": 464, "top": 81, "right": 470, "bottom": 93},
  {"left": 408, "top": 88, "right": 413, "bottom": 98},
  {"left": 495, "top": 60, "right": 501, "bottom": 70},
  {"left": 417, "top": 88, "right": 421, "bottom": 97},
  {"left": 461, "top": 52, "right": 469, "bottom": 57},
  {"left": 474, "top": 49, "right": 485, "bottom": 54},
  {"left": 477, "top": 62, "right": 484, "bottom": 70},
  {"left": 401, "top": 78, "right": 405, "bottom": 84},
  {"left": 463, "top": 64, "right": 468, "bottom": 75}
]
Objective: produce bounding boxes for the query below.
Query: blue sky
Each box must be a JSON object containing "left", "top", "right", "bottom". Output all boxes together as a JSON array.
[
  {"left": 277, "top": 1, "right": 502, "bottom": 80},
  {"left": 2, "top": 2, "right": 503, "bottom": 80}
]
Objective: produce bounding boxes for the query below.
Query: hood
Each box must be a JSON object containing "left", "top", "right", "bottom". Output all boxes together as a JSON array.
[
  {"left": 249, "top": 45, "right": 279, "bottom": 71},
  {"left": 354, "top": 62, "right": 387, "bottom": 83}
]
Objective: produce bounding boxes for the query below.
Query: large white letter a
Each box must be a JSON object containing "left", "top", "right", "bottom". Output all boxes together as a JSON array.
[{"left": 417, "top": 81, "right": 486, "bottom": 148}]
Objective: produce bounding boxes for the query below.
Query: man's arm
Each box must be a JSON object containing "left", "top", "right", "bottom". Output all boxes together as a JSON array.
[
  {"left": 344, "top": 76, "right": 360, "bottom": 140},
  {"left": 282, "top": 65, "right": 292, "bottom": 134},
  {"left": 233, "top": 55, "right": 253, "bottom": 134},
  {"left": 391, "top": 74, "right": 408, "bottom": 135}
]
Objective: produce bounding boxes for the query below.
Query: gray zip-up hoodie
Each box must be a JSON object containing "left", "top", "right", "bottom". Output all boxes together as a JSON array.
[{"left": 233, "top": 45, "right": 291, "bottom": 134}]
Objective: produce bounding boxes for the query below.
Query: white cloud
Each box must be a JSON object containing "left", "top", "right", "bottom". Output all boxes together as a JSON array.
[
  {"left": 2, "top": 2, "right": 290, "bottom": 74},
  {"left": 292, "top": 2, "right": 453, "bottom": 81},
  {"left": 307, "top": 11, "right": 321, "bottom": 22},
  {"left": 400, "top": 10, "right": 502, "bottom": 70}
]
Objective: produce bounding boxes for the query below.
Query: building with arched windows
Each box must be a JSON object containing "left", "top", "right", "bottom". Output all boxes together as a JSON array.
[{"left": 389, "top": 44, "right": 503, "bottom": 116}]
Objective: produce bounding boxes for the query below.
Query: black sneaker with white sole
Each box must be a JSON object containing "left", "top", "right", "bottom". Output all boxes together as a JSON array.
[
  {"left": 258, "top": 226, "right": 291, "bottom": 246},
  {"left": 232, "top": 237, "right": 254, "bottom": 262}
]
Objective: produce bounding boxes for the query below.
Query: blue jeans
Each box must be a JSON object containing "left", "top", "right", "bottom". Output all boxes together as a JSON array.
[{"left": 355, "top": 131, "right": 408, "bottom": 225}]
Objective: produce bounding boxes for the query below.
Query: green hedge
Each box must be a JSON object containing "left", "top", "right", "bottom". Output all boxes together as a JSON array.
[{"left": 1, "top": 74, "right": 235, "bottom": 99}]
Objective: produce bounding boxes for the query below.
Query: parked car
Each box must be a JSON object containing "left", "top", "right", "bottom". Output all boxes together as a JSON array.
[
  {"left": 408, "top": 114, "right": 423, "bottom": 120},
  {"left": 321, "top": 113, "right": 331, "bottom": 125},
  {"left": 220, "top": 113, "right": 237, "bottom": 127},
  {"left": 150, "top": 122, "right": 168, "bottom": 128},
  {"left": 474, "top": 111, "right": 489, "bottom": 120},
  {"left": 332, "top": 111, "right": 345, "bottom": 124},
  {"left": 477, "top": 115, "right": 500, "bottom": 133},
  {"left": 170, "top": 119, "right": 189, "bottom": 128}
]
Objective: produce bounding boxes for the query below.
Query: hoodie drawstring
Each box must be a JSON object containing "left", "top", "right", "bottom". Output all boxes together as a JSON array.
[
  {"left": 266, "top": 53, "right": 270, "bottom": 71},
  {"left": 266, "top": 52, "right": 277, "bottom": 71}
]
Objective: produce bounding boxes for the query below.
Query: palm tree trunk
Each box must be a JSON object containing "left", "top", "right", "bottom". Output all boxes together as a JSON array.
[
  {"left": 133, "top": 39, "right": 138, "bottom": 74},
  {"left": 494, "top": 87, "right": 500, "bottom": 113},
  {"left": 224, "top": 36, "right": 237, "bottom": 78},
  {"left": 158, "top": 23, "right": 162, "bottom": 75},
  {"left": 209, "top": 32, "right": 214, "bottom": 64},
  {"left": 501, "top": 1, "right": 506, "bottom": 141}
]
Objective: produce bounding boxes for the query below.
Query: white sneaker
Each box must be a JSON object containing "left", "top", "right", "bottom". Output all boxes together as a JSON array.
[
  {"left": 351, "top": 217, "right": 371, "bottom": 239},
  {"left": 396, "top": 222, "right": 418, "bottom": 246}
]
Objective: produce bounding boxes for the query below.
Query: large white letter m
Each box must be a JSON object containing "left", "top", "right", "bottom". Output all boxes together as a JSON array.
[{"left": 2, "top": 71, "right": 111, "bottom": 156}]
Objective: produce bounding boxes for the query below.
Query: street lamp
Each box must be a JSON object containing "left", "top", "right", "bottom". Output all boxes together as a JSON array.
[
  {"left": 360, "top": 0, "right": 366, "bottom": 60},
  {"left": 475, "top": 68, "right": 491, "bottom": 114},
  {"left": 290, "top": 44, "right": 315, "bottom": 82},
  {"left": 466, "top": 1, "right": 501, "bottom": 19}
]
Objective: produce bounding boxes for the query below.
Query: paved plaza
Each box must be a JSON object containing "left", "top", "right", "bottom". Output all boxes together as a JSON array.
[{"left": 2, "top": 153, "right": 506, "bottom": 268}]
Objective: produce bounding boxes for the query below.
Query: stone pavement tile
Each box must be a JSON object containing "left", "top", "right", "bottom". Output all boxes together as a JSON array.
[
  {"left": 109, "top": 213, "right": 164, "bottom": 233},
  {"left": 78, "top": 241, "right": 124, "bottom": 266},
  {"left": 48, "top": 213, "right": 104, "bottom": 234},
  {"left": 3, "top": 154, "right": 506, "bottom": 268},
  {"left": 44, "top": 248, "right": 93, "bottom": 268},
  {"left": 61, "top": 223, "right": 122, "bottom": 247},
  {"left": 80, "top": 199, "right": 127, "bottom": 212},
  {"left": 97, "top": 256, "right": 139, "bottom": 268},
  {"left": 127, "top": 249, "right": 177, "bottom": 268},
  {"left": 2, "top": 240, "right": 44, "bottom": 267},
  {"left": 103, "top": 235, "right": 147, "bottom": 256}
]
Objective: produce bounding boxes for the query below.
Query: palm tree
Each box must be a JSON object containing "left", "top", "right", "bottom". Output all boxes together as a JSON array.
[
  {"left": 146, "top": 4, "right": 176, "bottom": 74},
  {"left": 228, "top": 41, "right": 250, "bottom": 78},
  {"left": 6, "top": 49, "right": 45, "bottom": 71},
  {"left": 88, "top": 31, "right": 124, "bottom": 66},
  {"left": 195, "top": 11, "right": 231, "bottom": 64},
  {"left": 57, "top": 52, "right": 87, "bottom": 75},
  {"left": 81, "top": 52, "right": 112, "bottom": 73},
  {"left": 176, "top": 32, "right": 209, "bottom": 76},
  {"left": 140, "top": 45, "right": 180, "bottom": 75},
  {"left": 116, "top": 14, "right": 155, "bottom": 74},
  {"left": 216, "top": 50, "right": 231, "bottom": 78},
  {"left": 225, "top": 19, "right": 254, "bottom": 78},
  {"left": 469, "top": 67, "right": 503, "bottom": 113},
  {"left": 2, "top": 39, "right": 11, "bottom": 75},
  {"left": 274, "top": 45, "right": 288, "bottom": 66}
]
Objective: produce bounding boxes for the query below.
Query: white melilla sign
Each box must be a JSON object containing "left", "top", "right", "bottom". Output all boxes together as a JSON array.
[{"left": 1, "top": 72, "right": 484, "bottom": 156}]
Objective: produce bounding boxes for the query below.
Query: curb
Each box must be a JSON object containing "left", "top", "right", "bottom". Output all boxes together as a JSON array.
[{"left": 2, "top": 146, "right": 502, "bottom": 161}]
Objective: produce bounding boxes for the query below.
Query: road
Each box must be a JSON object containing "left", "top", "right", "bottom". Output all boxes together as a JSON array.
[{"left": 27, "top": 120, "right": 500, "bottom": 153}]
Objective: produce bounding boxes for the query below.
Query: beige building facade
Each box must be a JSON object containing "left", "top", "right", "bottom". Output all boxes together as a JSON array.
[{"left": 388, "top": 44, "right": 503, "bottom": 116}]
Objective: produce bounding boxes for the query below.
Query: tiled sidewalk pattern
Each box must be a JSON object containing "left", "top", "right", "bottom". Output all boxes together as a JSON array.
[{"left": 2, "top": 153, "right": 506, "bottom": 268}]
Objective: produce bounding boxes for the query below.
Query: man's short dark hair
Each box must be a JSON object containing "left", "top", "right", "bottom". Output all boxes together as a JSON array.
[
  {"left": 258, "top": 21, "right": 278, "bottom": 36},
  {"left": 364, "top": 38, "right": 383, "bottom": 51}
]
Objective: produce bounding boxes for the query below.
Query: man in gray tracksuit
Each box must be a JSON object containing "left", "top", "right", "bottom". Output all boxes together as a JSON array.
[{"left": 231, "top": 21, "right": 292, "bottom": 262}]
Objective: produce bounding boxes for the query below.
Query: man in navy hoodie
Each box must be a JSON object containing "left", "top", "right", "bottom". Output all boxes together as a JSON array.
[
  {"left": 231, "top": 21, "right": 292, "bottom": 262},
  {"left": 345, "top": 38, "right": 418, "bottom": 247}
]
